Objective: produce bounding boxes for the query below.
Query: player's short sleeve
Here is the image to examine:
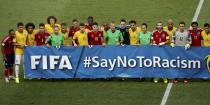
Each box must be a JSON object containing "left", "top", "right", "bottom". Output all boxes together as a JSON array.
[
  {"left": 45, "top": 35, "right": 51, "bottom": 43},
  {"left": 12, "top": 35, "right": 17, "bottom": 43},
  {"left": 72, "top": 32, "right": 77, "bottom": 40}
]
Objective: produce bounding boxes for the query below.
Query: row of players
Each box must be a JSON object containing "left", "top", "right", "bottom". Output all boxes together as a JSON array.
[{"left": 2, "top": 16, "right": 210, "bottom": 83}]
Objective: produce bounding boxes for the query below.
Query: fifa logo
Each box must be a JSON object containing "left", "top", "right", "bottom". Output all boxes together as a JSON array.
[{"left": 204, "top": 55, "right": 210, "bottom": 72}]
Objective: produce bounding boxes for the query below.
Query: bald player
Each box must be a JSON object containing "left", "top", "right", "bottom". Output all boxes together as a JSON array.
[
  {"left": 163, "top": 19, "right": 177, "bottom": 44},
  {"left": 104, "top": 21, "right": 123, "bottom": 45}
]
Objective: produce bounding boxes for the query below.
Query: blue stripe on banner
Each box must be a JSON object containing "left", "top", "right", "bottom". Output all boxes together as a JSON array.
[{"left": 24, "top": 45, "right": 210, "bottom": 79}]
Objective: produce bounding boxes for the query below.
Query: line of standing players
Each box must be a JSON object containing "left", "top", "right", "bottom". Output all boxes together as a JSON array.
[{"left": 2, "top": 16, "right": 210, "bottom": 83}]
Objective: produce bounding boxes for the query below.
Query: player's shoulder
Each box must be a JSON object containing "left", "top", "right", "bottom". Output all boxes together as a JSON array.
[
  {"left": 2, "top": 35, "right": 10, "bottom": 42},
  {"left": 74, "top": 30, "right": 81, "bottom": 35},
  {"left": 45, "top": 24, "right": 50, "bottom": 28},
  {"left": 152, "top": 30, "right": 158, "bottom": 34}
]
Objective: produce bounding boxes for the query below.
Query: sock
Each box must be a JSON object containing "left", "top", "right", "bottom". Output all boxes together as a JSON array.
[
  {"left": 15, "top": 65, "right": 19, "bottom": 78},
  {"left": 8, "top": 68, "right": 13, "bottom": 76},
  {"left": 4, "top": 69, "right": 9, "bottom": 77}
]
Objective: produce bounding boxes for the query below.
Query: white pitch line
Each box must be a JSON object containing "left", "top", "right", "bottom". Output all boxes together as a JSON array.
[
  {"left": 192, "top": 0, "right": 205, "bottom": 22},
  {"left": 160, "top": 83, "right": 173, "bottom": 105},
  {"left": 160, "top": 0, "right": 205, "bottom": 105}
]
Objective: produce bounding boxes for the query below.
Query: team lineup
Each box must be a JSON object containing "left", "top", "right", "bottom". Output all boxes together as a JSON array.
[{"left": 1, "top": 16, "right": 210, "bottom": 84}]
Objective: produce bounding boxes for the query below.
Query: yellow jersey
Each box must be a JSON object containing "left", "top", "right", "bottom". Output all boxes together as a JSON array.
[
  {"left": 73, "top": 30, "right": 89, "bottom": 46},
  {"left": 13, "top": 30, "right": 28, "bottom": 54},
  {"left": 62, "top": 32, "right": 71, "bottom": 46},
  {"left": 45, "top": 24, "right": 61, "bottom": 34},
  {"left": 27, "top": 30, "right": 38, "bottom": 46},
  {"left": 129, "top": 27, "right": 141, "bottom": 45},
  {"left": 201, "top": 30, "right": 210, "bottom": 46},
  {"left": 163, "top": 26, "right": 177, "bottom": 42}
]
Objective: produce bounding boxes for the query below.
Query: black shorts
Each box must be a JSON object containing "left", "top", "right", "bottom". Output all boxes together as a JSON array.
[{"left": 4, "top": 54, "right": 15, "bottom": 69}]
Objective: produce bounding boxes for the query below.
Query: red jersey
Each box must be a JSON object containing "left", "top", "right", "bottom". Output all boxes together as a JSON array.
[
  {"left": 85, "top": 23, "right": 93, "bottom": 30},
  {"left": 152, "top": 30, "right": 169, "bottom": 45},
  {"left": 88, "top": 31, "right": 103, "bottom": 45},
  {"left": 1, "top": 36, "right": 14, "bottom": 54},
  {"left": 34, "top": 32, "right": 50, "bottom": 46},
  {"left": 68, "top": 26, "right": 80, "bottom": 37},
  {"left": 189, "top": 29, "right": 202, "bottom": 46}
]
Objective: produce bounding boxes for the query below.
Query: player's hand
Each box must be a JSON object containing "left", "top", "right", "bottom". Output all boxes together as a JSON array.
[
  {"left": 121, "top": 44, "right": 125, "bottom": 46},
  {"left": 102, "top": 43, "right": 106, "bottom": 47},
  {"left": 88, "top": 45, "right": 93, "bottom": 48},
  {"left": 46, "top": 44, "right": 51, "bottom": 48},
  {"left": 159, "top": 42, "right": 165, "bottom": 46},
  {"left": 56, "top": 45, "right": 61, "bottom": 49},
  {"left": 116, "top": 42, "right": 120, "bottom": 46},
  {"left": 170, "top": 43, "right": 175, "bottom": 47},
  {"left": 185, "top": 44, "right": 190, "bottom": 50}
]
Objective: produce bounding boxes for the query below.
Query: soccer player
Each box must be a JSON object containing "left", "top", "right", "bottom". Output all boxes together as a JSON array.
[
  {"left": 189, "top": 22, "right": 202, "bottom": 46},
  {"left": 88, "top": 22, "right": 103, "bottom": 45},
  {"left": 152, "top": 21, "right": 169, "bottom": 83},
  {"left": 104, "top": 21, "right": 123, "bottom": 45},
  {"left": 73, "top": 23, "right": 89, "bottom": 46},
  {"left": 68, "top": 19, "right": 80, "bottom": 45},
  {"left": 45, "top": 25, "right": 64, "bottom": 48},
  {"left": 137, "top": 23, "right": 152, "bottom": 45},
  {"left": 26, "top": 22, "right": 36, "bottom": 46},
  {"left": 201, "top": 23, "right": 210, "bottom": 46},
  {"left": 85, "top": 16, "right": 94, "bottom": 30},
  {"left": 34, "top": 23, "right": 50, "bottom": 46},
  {"left": 13, "top": 22, "right": 28, "bottom": 83},
  {"left": 171, "top": 21, "right": 191, "bottom": 84},
  {"left": 61, "top": 23, "right": 71, "bottom": 46},
  {"left": 116, "top": 19, "right": 130, "bottom": 45},
  {"left": 163, "top": 19, "right": 177, "bottom": 43},
  {"left": 45, "top": 16, "right": 61, "bottom": 34},
  {"left": 1, "top": 29, "right": 15, "bottom": 83},
  {"left": 129, "top": 20, "right": 141, "bottom": 45}
]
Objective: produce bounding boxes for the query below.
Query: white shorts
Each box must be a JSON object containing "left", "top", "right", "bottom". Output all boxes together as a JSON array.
[{"left": 15, "top": 54, "right": 24, "bottom": 65}]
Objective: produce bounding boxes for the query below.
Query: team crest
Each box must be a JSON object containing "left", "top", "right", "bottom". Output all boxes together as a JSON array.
[{"left": 204, "top": 55, "right": 210, "bottom": 72}]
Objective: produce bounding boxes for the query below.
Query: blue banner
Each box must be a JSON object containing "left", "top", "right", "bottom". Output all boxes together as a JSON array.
[
  {"left": 24, "top": 46, "right": 84, "bottom": 79},
  {"left": 24, "top": 45, "right": 210, "bottom": 79}
]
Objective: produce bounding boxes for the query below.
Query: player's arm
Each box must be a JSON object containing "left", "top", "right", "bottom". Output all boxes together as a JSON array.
[
  {"left": 170, "top": 32, "right": 176, "bottom": 47},
  {"left": 12, "top": 36, "right": 24, "bottom": 48},
  {"left": 34, "top": 34, "right": 38, "bottom": 46},
  {"left": 165, "top": 32, "right": 170, "bottom": 45},
  {"left": 45, "top": 35, "right": 51, "bottom": 47},
  {"left": 119, "top": 32, "right": 124, "bottom": 45},
  {"left": 137, "top": 33, "right": 140, "bottom": 45},
  {"left": 187, "top": 32, "right": 192, "bottom": 45},
  {"left": 104, "top": 32, "right": 108, "bottom": 45},
  {"left": 1, "top": 38, "right": 6, "bottom": 61},
  {"left": 151, "top": 32, "right": 156, "bottom": 45},
  {"left": 72, "top": 33, "right": 78, "bottom": 46}
]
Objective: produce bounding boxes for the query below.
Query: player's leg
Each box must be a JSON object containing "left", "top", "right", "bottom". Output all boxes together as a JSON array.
[
  {"left": 163, "top": 78, "right": 168, "bottom": 84},
  {"left": 8, "top": 54, "right": 15, "bottom": 79},
  {"left": 14, "top": 54, "right": 22, "bottom": 83},
  {"left": 153, "top": 78, "right": 159, "bottom": 83},
  {"left": 4, "top": 55, "right": 10, "bottom": 83}
]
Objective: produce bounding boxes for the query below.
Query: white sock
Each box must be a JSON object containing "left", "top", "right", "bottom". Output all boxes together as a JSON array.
[{"left": 15, "top": 65, "right": 19, "bottom": 78}]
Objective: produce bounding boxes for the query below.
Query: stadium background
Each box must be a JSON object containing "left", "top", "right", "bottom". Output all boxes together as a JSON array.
[{"left": 0, "top": 0, "right": 210, "bottom": 105}]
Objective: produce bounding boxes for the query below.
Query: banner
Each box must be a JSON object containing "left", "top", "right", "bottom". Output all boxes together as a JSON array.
[
  {"left": 24, "top": 45, "right": 210, "bottom": 79},
  {"left": 24, "top": 46, "right": 84, "bottom": 79}
]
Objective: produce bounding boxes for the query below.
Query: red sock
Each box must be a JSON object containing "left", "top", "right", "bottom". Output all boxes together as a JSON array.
[
  {"left": 4, "top": 69, "right": 9, "bottom": 77},
  {"left": 8, "top": 68, "right": 13, "bottom": 76}
]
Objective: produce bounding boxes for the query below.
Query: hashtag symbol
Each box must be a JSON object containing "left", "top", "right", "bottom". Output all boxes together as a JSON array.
[{"left": 84, "top": 56, "right": 91, "bottom": 68}]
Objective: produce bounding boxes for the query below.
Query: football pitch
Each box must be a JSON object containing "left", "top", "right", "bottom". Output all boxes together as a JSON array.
[{"left": 0, "top": 0, "right": 210, "bottom": 105}]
